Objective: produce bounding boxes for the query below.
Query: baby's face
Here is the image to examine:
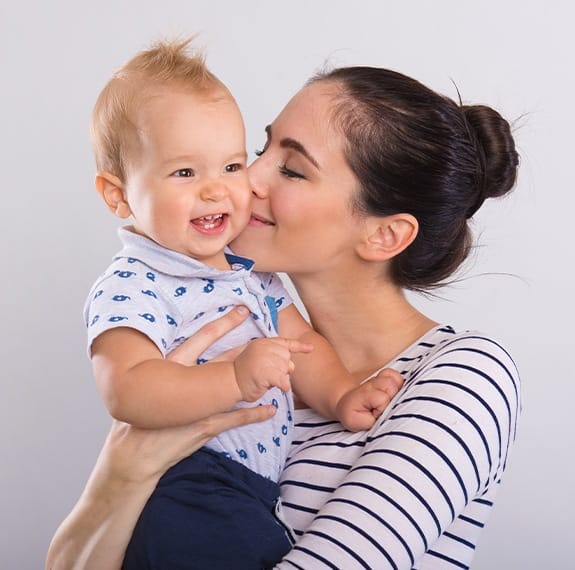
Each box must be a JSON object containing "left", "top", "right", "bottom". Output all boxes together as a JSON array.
[{"left": 123, "top": 88, "right": 252, "bottom": 270}]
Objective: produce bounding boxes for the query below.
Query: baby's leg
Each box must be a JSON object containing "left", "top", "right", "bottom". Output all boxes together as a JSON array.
[{"left": 122, "top": 448, "right": 293, "bottom": 570}]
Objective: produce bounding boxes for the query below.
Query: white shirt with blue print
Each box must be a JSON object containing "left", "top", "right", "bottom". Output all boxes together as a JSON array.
[{"left": 84, "top": 227, "right": 293, "bottom": 482}]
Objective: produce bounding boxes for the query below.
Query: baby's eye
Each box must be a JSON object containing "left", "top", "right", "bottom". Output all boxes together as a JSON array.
[
  {"left": 225, "top": 163, "right": 242, "bottom": 173},
  {"left": 172, "top": 168, "right": 194, "bottom": 178}
]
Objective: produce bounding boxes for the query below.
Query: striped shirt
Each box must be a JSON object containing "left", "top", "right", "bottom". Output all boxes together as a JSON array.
[{"left": 277, "top": 325, "right": 520, "bottom": 569}]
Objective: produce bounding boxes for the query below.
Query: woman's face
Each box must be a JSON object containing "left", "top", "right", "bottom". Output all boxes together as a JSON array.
[{"left": 231, "top": 82, "right": 364, "bottom": 276}]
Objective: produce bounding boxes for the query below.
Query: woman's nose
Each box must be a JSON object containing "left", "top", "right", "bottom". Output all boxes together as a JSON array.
[{"left": 248, "top": 157, "right": 269, "bottom": 199}]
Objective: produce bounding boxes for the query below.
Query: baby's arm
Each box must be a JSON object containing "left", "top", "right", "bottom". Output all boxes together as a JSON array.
[
  {"left": 92, "top": 327, "right": 240, "bottom": 428},
  {"left": 277, "top": 306, "right": 402, "bottom": 431},
  {"left": 92, "top": 326, "right": 308, "bottom": 428}
]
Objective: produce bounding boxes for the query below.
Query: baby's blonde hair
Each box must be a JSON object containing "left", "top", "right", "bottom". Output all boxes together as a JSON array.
[{"left": 91, "top": 37, "right": 225, "bottom": 181}]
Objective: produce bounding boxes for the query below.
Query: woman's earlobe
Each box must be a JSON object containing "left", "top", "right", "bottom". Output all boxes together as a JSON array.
[
  {"left": 95, "top": 172, "right": 132, "bottom": 219},
  {"left": 357, "top": 214, "right": 418, "bottom": 261}
]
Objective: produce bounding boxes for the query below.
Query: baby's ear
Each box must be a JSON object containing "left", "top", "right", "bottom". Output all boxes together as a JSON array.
[{"left": 94, "top": 172, "right": 132, "bottom": 218}]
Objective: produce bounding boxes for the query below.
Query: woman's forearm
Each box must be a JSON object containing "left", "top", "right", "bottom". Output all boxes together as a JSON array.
[
  {"left": 46, "top": 456, "right": 158, "bottom": 570},
  {"left": 46, "top": 404, "right": 277, "bottom": 569}
]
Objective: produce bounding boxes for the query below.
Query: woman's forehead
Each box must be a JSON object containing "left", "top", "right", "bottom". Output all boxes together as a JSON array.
[
  {"left": 272, "top": 83, "right": 343, "bottom": 156},
  {"left": 277, "top": 83, "right": 335, "bottom": 123}
]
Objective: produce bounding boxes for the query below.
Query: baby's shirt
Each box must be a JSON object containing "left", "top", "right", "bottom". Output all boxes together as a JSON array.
[{"left": 84, "top": 227, "right": 293, "bottom": 481}]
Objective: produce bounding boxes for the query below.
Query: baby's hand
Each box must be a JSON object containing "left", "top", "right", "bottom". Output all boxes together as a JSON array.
[
  {"left": 234, "top": 338, "right": 313, "bottom": 402},
  {"left": 336, "top": 368, "right": 404, "bottom": 431}
]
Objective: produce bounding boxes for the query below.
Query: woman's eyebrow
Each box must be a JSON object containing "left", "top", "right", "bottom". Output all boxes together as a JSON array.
[{"left": 266, "top": 125, "right": 320, "bottom": 170}]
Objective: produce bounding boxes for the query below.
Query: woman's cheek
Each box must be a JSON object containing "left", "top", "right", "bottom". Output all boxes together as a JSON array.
[{"left": 271, "top": 191, "right": 306, "bottom": 229}]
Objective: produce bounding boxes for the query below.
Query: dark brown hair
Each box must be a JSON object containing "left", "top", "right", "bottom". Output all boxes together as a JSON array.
[{"left": 310, "top": 67, "right": 519, "bottom": 291}]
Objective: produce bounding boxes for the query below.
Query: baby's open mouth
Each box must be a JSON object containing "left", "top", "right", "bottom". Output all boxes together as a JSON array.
[{"left": 191, "top": 214, "right": 227, "bottom": 232}]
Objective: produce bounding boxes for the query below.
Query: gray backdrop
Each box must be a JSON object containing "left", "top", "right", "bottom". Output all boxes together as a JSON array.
[{"left": 1, "top": 1, "right": 572, "bottom": 568}]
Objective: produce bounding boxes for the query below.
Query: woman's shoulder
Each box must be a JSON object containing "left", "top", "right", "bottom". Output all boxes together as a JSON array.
[
  {"left": 390, "top": 324, "right": 521, "bottom": 444},
  {"left": 383, "top": 325, "right": 522, "bottom": 483},
  {"left": 292, "top": 325, "right": 521, "bottom": 441},
  {"left": 404, "top": 323, "right": 512, "bottom": 351},
  {"left": 399, "top": 324, "right": 519, "bottom": 381}
]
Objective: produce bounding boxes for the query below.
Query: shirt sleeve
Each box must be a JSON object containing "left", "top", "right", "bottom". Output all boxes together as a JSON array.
[
  {"left": 276, "top": 334, "right": 521, "bottom": 569},
  {"left": 84, "top": 264, "right": 182, "bottom": 357}
]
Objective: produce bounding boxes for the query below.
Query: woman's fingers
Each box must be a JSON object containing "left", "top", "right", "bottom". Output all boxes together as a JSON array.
[
  {"left": 101, "top": 405, "right": 277, "bottom": 483},
  {"left": 167, "top": 306, "right": 250, "bottom": 365},
  {"left": 163, "top": 405, "right": 277, "bottom": 468},
  {"left": 198, "top": 405, "right": 277, "bottom": 439},
  {"left": 167, "top": 316, "right": 312, "bottom": 368}
]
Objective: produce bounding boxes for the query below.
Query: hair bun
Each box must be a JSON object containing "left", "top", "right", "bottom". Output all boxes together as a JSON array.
[{"left": 461, "top": 105, "right": 519, "bottom": 216}]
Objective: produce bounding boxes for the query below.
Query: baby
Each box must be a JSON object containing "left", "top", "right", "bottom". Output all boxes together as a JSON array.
[{"left": 84, "top": 38, "right": 396, "bottom": 569}]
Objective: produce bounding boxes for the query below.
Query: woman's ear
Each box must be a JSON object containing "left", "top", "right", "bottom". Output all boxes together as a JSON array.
[
  {"left": 94, "top": 172, "right": 132, "bottom": 218},
  {"left": 356, "top": 213, "right": 418, "bottom": 261}
]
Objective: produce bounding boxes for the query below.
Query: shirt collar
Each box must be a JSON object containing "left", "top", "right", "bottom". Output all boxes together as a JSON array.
[{"left": 114, "top": 226, "right": 255, "bottom": 279}]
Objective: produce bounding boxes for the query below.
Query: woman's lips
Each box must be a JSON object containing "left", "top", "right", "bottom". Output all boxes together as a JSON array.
[{"left": 248, "top": 213, "right": 274, "bottom": 227}]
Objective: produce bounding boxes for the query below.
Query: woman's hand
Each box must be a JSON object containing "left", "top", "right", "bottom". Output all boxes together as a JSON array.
[
  {"left": 167, "top": 305, "right": 250, "bottom": 366},
  {"left": 105, "top": 407, "right": 278, "bottom": 484}
]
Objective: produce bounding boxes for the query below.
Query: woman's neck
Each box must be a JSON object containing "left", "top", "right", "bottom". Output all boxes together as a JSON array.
[{"left": 291, "top": 269, "right": 438, "bottom": 381}]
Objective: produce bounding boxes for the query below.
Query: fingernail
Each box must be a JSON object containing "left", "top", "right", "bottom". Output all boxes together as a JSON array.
[{"left": 236, "top": 306, "right": 249, "bottom": 315}]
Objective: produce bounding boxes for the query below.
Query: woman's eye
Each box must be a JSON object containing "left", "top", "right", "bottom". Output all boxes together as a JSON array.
[
  {"left": 172, "top": 168, "right": 194, "bottom": 178},
  {"left": 224, "top": 163, "right": 242, "bottom": 173},
  {"left": 279, "top": 165, "right": 305, "bottom": 180}
]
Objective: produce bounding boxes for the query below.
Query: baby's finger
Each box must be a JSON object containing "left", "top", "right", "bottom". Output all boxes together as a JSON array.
[{"left": 370, "top": 368, "right": 404, "bottom": 397}]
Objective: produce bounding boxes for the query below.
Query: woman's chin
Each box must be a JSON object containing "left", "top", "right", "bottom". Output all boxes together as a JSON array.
[
  {"left": 231, "top": 228, "right": 261, "bottom": 257},
  {"left": 231, "top": 229, "right": 276, "bottom": 271}
]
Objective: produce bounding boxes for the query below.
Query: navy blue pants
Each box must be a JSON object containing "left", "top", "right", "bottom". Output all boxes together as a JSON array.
[{"left": 122, "top": 448, "right": 293, "bottom": 570}]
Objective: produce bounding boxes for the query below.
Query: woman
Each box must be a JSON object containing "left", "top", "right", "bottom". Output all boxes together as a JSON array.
[{"left": 47, "top": 66, "right": 520, "bottom": 569}]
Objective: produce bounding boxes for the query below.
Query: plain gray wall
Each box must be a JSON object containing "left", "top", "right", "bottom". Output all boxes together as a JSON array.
[{"left": 1, "top": 1, "right": 572, "bottom": 568}]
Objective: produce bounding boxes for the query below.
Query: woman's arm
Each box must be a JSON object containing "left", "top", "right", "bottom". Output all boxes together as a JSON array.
[
  {"left": 47, "top": 408, "right": 275, "bottom": 570},
  {"left": 46, "top": 421, "right": 174, "bottom": 570}
]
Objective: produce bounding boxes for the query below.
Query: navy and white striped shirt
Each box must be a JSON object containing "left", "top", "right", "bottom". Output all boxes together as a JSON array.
[{"left": 277, "top": 325, "right": 520, "bottom": 569}]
